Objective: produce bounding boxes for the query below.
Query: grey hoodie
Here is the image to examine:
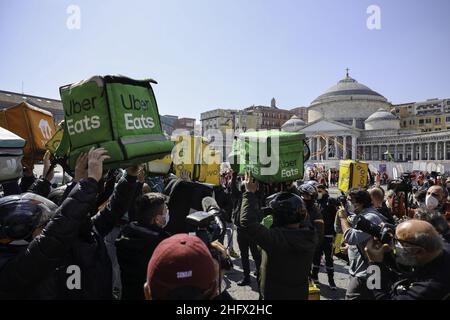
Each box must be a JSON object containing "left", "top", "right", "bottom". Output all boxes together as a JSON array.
[{"left": 344, "top": 207, "right": 387, "bottom": 278}]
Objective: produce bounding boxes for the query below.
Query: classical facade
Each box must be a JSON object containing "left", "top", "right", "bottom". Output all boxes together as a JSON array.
[{"left": 282, "top": 72, "right": 450, "bottom": 164}]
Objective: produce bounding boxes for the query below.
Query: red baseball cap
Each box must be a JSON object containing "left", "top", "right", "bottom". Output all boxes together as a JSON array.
[{"left": 146, "top": 233, "right": 217, "bottom": 299}]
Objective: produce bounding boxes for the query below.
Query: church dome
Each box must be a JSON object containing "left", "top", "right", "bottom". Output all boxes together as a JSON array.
[
  {"left": 365, "top": 108, "right": 398, "bottom": 123},
  {"left": 281, "top": 115, "right": 306, "bottom": 132},
  {"left": 307, "top": 70, "right": 392, "bottom": 125},
  {"left": 365, "top": 108, "right": 400, "bottom": 130},
  {"left": 311, "top": 75, "right": 387, "bottom": 105}
]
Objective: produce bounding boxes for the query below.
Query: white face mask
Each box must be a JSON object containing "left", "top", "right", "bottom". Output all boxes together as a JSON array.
[
  {"left": 425, "top": 195, "right": 439, "bottom": 210},
  {"left": 317, "top": 193, "right": 323, "bottom": 200}
]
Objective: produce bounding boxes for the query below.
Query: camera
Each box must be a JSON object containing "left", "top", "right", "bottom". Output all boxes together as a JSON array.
[
  {"left": 186, "top": 208, "right": 232, "bottom": 271},
  {"left": 352, "top": 214, "right": 396, "bottom": 245},
  {"left": 186, "top": 210, "right": 224, "bottom": 244},
  {"left": 388, "top": 172, "right": 413, "bottom": 193}
]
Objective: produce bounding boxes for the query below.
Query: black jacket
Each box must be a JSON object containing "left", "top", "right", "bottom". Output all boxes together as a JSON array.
[
  {"left": 240, "top": 192, "right": 317, "bottom": 300},
  {"left": 317, "top": 195, "right": 338, "bottom": 236},
  {"left": 0, "top": 174, "right": 138, "bottom": 300},
  {"left": 0, "top": 178, "right": 98, "bottom": 299},
  {"left": 163, "top": 176, "right": 213, "bottom": 234},
  {"left": 116, "top": 222, "right": 170, "bottom": 300},
  {"left": 372, "top": 244, "right": 450, "bottom": 300}
]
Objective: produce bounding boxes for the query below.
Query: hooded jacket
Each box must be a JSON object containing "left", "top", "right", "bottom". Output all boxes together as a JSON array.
[
  {"left": 240, "top": 192, "right": 317, "bottom": 300},
  {"left": 116, "top": 222, "right": 170, "bottom": 300}
]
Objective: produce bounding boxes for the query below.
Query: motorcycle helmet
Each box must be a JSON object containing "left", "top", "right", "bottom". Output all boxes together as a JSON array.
[
  {"left": 266, "top": 192, "right": 306, "bottom": 225},
  {"left": 0, "top": 193, "right": 58, "bottom": 241}
]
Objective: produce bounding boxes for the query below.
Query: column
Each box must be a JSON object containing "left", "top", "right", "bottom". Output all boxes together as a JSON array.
[
  {"left": 411, "top": 143, "right": 414, "bottom": 161},
  {"left": 445, "top": 141, "right": 447, "bottom": 161},
  {"left": 343, "top": 136, "right": 347, "bottom": 159},
  {"left": 316, "top": 136, "right": 321, "bottom": 161},
  {"left": 435, "top": 141, "right": 439, "bottom": 160},
  {"left": 427, "top": 143, "right": 431, "bottom": 160},
  {"left": 393, "top": 144, "right": 397, "bottom": 162},
  {"left": 334, "top": 137, "right": 339, "bottom": 159},
  {"left": 352, "top": 136, "right": 357, "bottom": 160},
  {"left": 325, "top": 137, "right": 329, "bottom": 160},
  {"left": 420, "top": 143, "right": 424, "bottom": 160}
]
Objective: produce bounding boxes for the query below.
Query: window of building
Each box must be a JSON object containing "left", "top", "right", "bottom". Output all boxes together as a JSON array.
[
  {"left": 419, "top": 119, "right": 424, "bottom": 125},
  {"left": 446, "top": 116, "right": 450, "bottom": 122},
  {"left": 403, "top": 121, "right": 406, "bottom": 126},
  {"left": 426, "top": 118, "right": 431, "bottom": 124},
  {"left": 435, "top": 118, "right": 441, "bottom": 124}
]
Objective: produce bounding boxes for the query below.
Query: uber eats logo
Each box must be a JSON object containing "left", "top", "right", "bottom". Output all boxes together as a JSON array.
[
  {"left": 281, "top": 159, "right": 299, "bottom": 178},
  {"left": 121, "top": 94, "right": 155, "bottom": 130},
  {"left": 65, "top": 92, "right": 156, "bottom": 136},
  {"left": 66, "top": 97, "right": 100, "bottom": 135}
]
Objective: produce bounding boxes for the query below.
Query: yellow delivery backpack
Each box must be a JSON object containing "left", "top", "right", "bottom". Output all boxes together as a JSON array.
[
  {"left": 199, "top": 149, "right": 221, "bottom": 186},
  {"left": 338, "top": 160, "right": 369, "bottom": 192},
  {"left": 171, "top": 135, "right": 221, "bottom": 186},
  {"left": 144, "top": 154, "right": 172, "bottom": 175}
]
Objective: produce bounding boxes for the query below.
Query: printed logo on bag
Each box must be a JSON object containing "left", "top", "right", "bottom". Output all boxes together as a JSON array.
[
  {"left": 281, "top": 159, "right": 299, "bottom": 178},
  {"left": 38, "top": 119, "right": 53, "bottom": 140},
  {"left": 65, "top": 96, "right": 101, "bottom": 135},
  {"left": 121, "top": 93, "right": 155, "bottom": 130}
]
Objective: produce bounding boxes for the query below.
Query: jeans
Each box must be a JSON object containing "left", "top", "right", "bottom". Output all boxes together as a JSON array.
[{"left": 345, "top": 275, "right": 375, "bottom": 300}]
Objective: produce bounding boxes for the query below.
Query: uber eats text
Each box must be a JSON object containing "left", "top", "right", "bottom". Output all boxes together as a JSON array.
[{"left": 65, "top": 94, "right": 155, "bottom": 135}]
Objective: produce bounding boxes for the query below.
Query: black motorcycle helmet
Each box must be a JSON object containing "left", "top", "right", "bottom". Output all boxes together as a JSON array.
[
  {"left": 0, "top": 193, "right": 58, "bottom": 241},
  {"left": 266, "top": 192, "right": 307, "bottom": 226},
  {"left": 296, "top": 183, "right": 318, "bottom": 200}
]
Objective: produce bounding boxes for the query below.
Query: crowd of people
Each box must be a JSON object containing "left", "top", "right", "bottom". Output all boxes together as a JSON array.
[{"left": 0, "top": 149, "right": 449, "bottom": 300}]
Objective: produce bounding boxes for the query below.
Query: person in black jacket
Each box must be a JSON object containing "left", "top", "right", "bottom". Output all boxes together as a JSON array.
[
  {"left": 365, "top": 219, "right": 450, "bottom": 300},
  {"left": 311, "top": 185, "right": 338, "bottom": 289},
  {"left": 240, "top": 171, "right": 317, "bottom": 300},
  {"left": 369, "top": 187, "right": 395, "bottom": 224},
  {"left": 231, "top": 171, "right": 262, "bottom": 287},
  {"left": 0, "top": 147, "right": 108, "bottom": 299},
  {"left": 116, "top": 192, "right": 171, "bottom": 300}
]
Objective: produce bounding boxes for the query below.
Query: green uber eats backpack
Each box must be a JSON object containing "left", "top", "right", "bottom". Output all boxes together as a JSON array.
[
  {"left": 58, "top": 75, "right": 174, "bottom": 170},
  {"left": 234, "top": 130, "right": 310, "bottom": 184}
]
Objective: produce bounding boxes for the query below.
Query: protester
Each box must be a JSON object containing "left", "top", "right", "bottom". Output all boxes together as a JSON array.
[
  {"left": 365, "top": 220, "right": 450, "bottom": 300},
  {"left": 144, "top": 234, "right": 220, "bottom": 300},
  {"left": 116, "top": 192, "right": 171, "bottom": 300},
  {"left": 240, "top": 171, "right": 317, "bottom": 300},
  {"left": 337, "top": 188, "right": 387, "bottom": 300},
  {"left": 311, "top": 184, "right": 338, "bottom": 289},
  {"left": 0, "top": 148, "right": 111, "bottom": 299},
  {"left": 369, "top": 187, "right": 395, "bottom": 224},
  {"left": 231, "top": 172, "right": 261, "bottom": 287},
  {"left": 414, "top": 208, "right": 450, "bottom": 243},
  {"left": 297, "top": 183, "right": 324, "bottom": 239}
]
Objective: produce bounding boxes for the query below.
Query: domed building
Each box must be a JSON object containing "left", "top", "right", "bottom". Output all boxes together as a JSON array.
[
  {"left": 281, "top": 115, "right": 306, "bottom": 132},
  {"left": 365, "top": 108, "right": 400, "bottom": 130},
  {"left": 308, "top": 71, "right": 391, "bottom": 128},
  {"left": 283, "top": 70, "right": 450, "bottom": 164}
]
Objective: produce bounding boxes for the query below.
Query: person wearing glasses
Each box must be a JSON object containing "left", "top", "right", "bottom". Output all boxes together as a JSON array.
[
  {"left": 337, "top": 188, "right": 387, "bottom": 300},
  {"left": 365, "top": 219, "right": 450, "bottom": 300}
]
